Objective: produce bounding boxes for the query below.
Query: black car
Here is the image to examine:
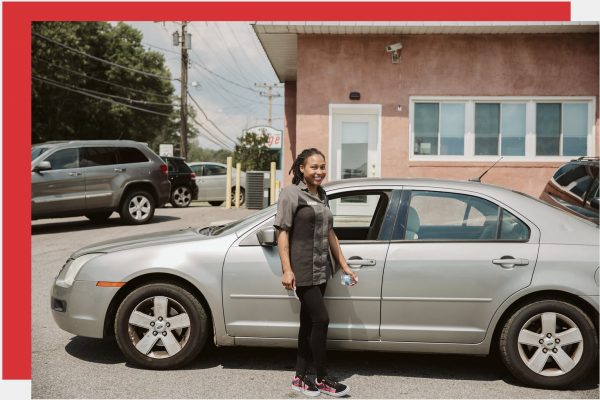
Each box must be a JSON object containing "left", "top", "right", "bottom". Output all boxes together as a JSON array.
[
  {"left": 540, "top": 157, "right": 599, "bottom": 224},
  {"left": 161, "top": 156, "right": 198, "bottom": 208}
]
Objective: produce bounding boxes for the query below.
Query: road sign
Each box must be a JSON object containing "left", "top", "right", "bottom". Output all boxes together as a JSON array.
[{"left": 159, "top": 144, "right": 174, "bottom": 157}]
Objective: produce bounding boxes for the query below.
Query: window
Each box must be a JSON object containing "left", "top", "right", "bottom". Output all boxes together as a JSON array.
[
  {"left": 414, "top": 102, "right": 465, "bottom": 155},
  {"left": 536, "top": 103, "right": 589, "bottom": 156},
  {"left": 81, "top": 147, "right": 117, "bottom": 167},
  {"left": 328, "top": 191, "right": 391, "bottom": 240},
  {"left": 499, "top": 209, "right": 530, "bottom": 241},
  {"left": 411, "top": 97, "right": 593, "bottom": 160},
  {"left": 203, "top": 165, "right": 226, "bottom": 176},
  {"left": 189, "top": 165, "right": 203, "bottom": 175},
  {"left": 117, "top": 147, "right": 148, "bottom": 164},
  {"left": 44, "top": 148, "right": 79, "bottom": 170},
  {"left": 395, "top": 191, "right": 500, "bottom": 241}
]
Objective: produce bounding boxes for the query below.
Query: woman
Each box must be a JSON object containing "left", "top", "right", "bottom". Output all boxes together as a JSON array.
[{"left": 274, "top": 148, "right": 358, "bottom": 397}]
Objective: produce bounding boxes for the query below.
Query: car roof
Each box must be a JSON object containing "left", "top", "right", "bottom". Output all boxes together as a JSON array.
[
  {"left": 32, "top": 140, "right": 147, "bottom": 147},
  {"left": 186, "top": 161, "right": 226, "bottom": 166}
]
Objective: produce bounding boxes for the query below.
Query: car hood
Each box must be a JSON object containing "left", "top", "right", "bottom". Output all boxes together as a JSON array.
[{"left": 71, "top": 228, "right": 206, "bottom": 258}]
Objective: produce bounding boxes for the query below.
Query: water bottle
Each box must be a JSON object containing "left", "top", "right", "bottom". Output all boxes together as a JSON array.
[{"left": 341, "top": 273, "right": 352, "bottom": 286}]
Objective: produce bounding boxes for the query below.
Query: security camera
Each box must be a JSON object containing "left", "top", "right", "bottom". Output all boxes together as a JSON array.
[{"left": 386, "top": 42, "right": 403, "bottom": 52}]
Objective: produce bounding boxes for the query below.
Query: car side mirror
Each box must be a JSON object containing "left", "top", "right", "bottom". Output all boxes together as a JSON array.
[
  {"left": 257, "top": 226, "right": 277, "bottom": 247},
  {"left": 590, "top": 197, "right": 599, "bottom": 210},
  {"left": 33, "top": 161, "right": 52, "bottom": 173}
]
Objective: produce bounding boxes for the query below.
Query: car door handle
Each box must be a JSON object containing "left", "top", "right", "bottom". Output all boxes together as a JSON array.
[
  {"left": 114, "top": 168, "right": 126, "bottom": 172},
  {"left": 347, "top": 258, "right": 376, "bottom": 268},
  {"left": 68, "top": 172, "right": 82, "bottom": 176},
  {"left": 492, "top": 257, "right": 529, "bottom": 268}
]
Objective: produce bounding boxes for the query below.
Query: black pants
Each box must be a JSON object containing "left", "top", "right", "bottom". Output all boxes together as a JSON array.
[{"left": 295, "top": 282, "right": 329, "bottom": 378}]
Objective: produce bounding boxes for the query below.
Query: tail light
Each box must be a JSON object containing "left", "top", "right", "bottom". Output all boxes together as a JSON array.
[
  {"left": 160, "top": 164, "right": 168, "bottom": 175},
  {"left": 190, "top": 172, "right": 196, "bottom": 179}
]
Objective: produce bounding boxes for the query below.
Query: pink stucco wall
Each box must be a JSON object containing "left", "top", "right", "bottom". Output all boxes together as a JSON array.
[{"left": 282, "top": 33, "right": 599, "bottom": 196}]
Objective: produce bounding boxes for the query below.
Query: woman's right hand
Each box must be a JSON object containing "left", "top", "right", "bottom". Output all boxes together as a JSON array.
[{"left": 282, "top": 271, "right": 296, "bottom": 290}]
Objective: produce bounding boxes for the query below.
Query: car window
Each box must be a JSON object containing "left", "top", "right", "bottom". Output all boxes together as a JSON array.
[
  {"left": 32, "top": 146, "right": 51, "bottom": 161},
  {"left": 328, "top": 191, "right": 391, "bottom": 240},
  {"left": 117, "top": 147, "right": 149, "bottom": 164},
  {"left": 189, "top": 164, "right": 203, "bottom": 175},
  {"left": 166, "top": 159, "right": 178, "bottom": 172},
  {"left": 44, "top": 148, "right": 80, "bottom": 170},
  {"left": 499, "top": 209, "right": 530, "bottom": 240},
  {"left": 204, "top": 165, "right": 226, "bottom": 176},
  {"left": 175, "top": 160, "right": 192, "bottom": 173},
  {"left": 396, "top": 191, "right": 500, "bottom": 241},
  {"left": 81, "top": 147, "right": 117, "bottom": 167}
]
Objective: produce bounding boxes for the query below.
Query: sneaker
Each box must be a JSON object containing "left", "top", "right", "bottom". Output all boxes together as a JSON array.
[
  {"left": 292, "top": 375, "right": 320, "bottom": 397},
  {"left": 315, "top": 377, "right": 349, "bottom": 397}
]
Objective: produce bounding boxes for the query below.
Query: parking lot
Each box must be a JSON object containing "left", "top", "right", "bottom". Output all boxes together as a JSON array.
[{"left": 32, "top": 203, "right": 598, "bottom": 398}]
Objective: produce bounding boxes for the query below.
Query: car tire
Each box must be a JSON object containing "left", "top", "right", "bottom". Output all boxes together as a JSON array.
[
  {"left": 85, "top": 211, "right": 113, "bottom": 223},
  {"left": 209, "top": 201, "right": 223, "bottom": 207},
  {"left": 499, "top": 299, "right": 597, "bottom": 389},
  {"left": 114, "top": 283, "right": 209, "bottom": 370},
  {"left": 170, "top": 186, "right": 192, "bottom": 208},
  {"left": 231, "top": 187, "right": 245, "bottom": 206},
  {"left": 119, "top": 190, "right": 155, "bottom": 224}
]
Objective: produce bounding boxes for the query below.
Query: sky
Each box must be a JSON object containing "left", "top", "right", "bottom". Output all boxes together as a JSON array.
[{"left": 126, "top": 21, "right": 284, "bottom": 150}]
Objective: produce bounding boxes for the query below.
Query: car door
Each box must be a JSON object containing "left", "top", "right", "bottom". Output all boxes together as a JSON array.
[
  {"left": 202, "top": 164, "right": 227, "bottom": 200},
  {"left": 80, "top": 146, "right": 120, "bottom": 210},
  {"left": 222, "top": 189, "right": 395, "bottom": 341},
  {"left": 189, "top": 164, "right": 204, "bottom": 200},
  {"left": 380, "top": 188, "right": 540, "bottom": 344},
  {"left": 31, "top": 147, "right": 85, "bottom": 217}
]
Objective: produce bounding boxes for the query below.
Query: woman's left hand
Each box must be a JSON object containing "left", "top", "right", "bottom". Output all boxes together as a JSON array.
[{"left": 342, "top": 268, "right": 358, "bottom": 286}]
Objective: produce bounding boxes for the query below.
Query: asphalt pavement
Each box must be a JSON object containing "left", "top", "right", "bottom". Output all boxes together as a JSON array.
[{"left": 31, "top": 203, "right": 599, "bottom": 399}]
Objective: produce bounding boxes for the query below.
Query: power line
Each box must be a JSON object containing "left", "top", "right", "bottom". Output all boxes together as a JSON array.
[
  {"left": 187, "top": 93, "right": 237, "bottom": 146},
  {"left": 189, "top": 116, "right": 234, "bottom": 149},
  {"left": 36, "top": 57, "right": 174, "bottom": 100},
  {"left": 33, "top": 32, "right": 176, "bottom": 82},
  {"left": 33, "top": 75, "right": 173, "bottom": 117},
  {"left": 34, "top": 73, "right": 175, "bottom": 107}
]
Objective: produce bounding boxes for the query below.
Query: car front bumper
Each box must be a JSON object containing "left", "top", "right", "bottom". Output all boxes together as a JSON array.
[{"left": 51, "top": 280, "right": 119, "bottom": 339}]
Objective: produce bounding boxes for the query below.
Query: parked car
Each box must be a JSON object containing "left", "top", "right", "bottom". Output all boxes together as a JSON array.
[
  {"left": 32, "top": 140, "right": 170, "bottom": 224},
  {"left": 540, "top": 157, "right": 599, "bottom": 224},
  {"left": 51, "top": 178, "right": 599, "bottom": 388},
  {"left": 160, "top": 156, "right": 198, "bottom": 208},
  {"left": 186, "top": 162, "right": 246, "bottom": 206}
]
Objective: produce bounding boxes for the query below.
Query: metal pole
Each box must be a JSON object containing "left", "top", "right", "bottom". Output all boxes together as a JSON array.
[
  {"left": 179, "top": 22, "right": 188, "bottom": 159},
  {"left": 270, "top": 161, "right": 276, "bottom": 205}
]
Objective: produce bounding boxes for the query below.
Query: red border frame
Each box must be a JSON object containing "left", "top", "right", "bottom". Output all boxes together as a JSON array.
[{"left": 3, "top": 1, "right": 570, "bottom": 380}]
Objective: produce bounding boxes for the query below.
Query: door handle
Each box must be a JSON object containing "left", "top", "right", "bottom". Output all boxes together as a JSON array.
[
  {"left": 114, "top": 168, "right": 126, "bottom": 172},
  {"left": 68, "top": 172, "right": 81, "bottom": 176},
  {"left": 492, "top": 257, "right": 529, "bottom": 269},
  {"left": 347, "top": 258, "right": 376, "bottom": 268}
]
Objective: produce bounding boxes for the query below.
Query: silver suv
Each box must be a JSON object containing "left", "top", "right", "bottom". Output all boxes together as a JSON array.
[{"left": 32, "top": 140, "right": 170, "bottom": 224}]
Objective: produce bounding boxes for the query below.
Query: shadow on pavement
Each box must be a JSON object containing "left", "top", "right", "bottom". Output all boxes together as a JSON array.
[
  {"left": 31, "top": 215, "right": 180, "bottom": 235},
  {"left": 64, "top": 338, "right": 599, "bottom": 390}
]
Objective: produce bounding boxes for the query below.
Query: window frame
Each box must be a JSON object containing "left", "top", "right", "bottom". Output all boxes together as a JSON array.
[{"left": 409, "top": 96, "right": 596, "bottom": 162}]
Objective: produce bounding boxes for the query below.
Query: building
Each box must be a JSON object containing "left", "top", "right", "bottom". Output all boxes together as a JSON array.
[{"left": 253, "top": 22, "right": 599, "bottom": 196}]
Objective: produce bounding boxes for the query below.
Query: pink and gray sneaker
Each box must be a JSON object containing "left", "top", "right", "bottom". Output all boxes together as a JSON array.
[
  {"left": 292, "top": 375, "right": 320, "bottom": 397},
  {"left": 315, "top": 377, "right": 349, "bottom": 397}
]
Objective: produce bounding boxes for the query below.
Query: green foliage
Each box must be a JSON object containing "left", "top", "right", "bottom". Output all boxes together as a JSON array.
[
  {"left": 187, "top": 142, "right": 233, "bottom": 164},
  {"left": 233, "top": 131, "right": 276, "bottom": 171},
  {"left": 32, "top": 22, "right": 177, "bottom": 144}
]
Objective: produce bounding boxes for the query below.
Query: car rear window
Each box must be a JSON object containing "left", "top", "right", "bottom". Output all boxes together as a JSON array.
[
  {"left": 81, "top": 147, "right": 118, "bottom": 166},
  {"left": 117, "top": 147, "right": 149, "bottom": 164}
]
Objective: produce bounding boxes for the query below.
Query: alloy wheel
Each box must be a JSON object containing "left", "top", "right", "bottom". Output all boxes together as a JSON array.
[
  {"left": 172, "top": 187, "right": 192, "bottom": 207},
  {"left": 128, "top": 195, "right": 152, "bottom": 221}
]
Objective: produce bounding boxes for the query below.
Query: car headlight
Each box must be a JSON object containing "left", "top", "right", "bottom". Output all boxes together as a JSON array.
[{"left": 56, "top": 253, "right": 102, "bottom": 287}]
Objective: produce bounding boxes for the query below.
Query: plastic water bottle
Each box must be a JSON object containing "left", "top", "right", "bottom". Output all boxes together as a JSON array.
[{"left": 341, "top": 273, "right": 352, "bottom": 286}]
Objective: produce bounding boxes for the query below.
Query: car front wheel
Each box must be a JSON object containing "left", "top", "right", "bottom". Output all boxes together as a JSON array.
[
  {"left": 499, "top": 299, "right": 597, "bottom": 388},
  {"left": 119, "top": 190, "right": 155, "bottom": 224},
  {"left": 114, "top": 283, "right": 209, "bottom": 369},
  {"left": 170, "top": 186, "right": 192, "bottom": 208}
]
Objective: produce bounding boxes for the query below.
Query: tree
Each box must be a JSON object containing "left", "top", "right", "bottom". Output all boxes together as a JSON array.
[
  {"left": 233, "top": 131, "right": 275, "bottom": 171},
  {"left": 32, "top": 22, "right": 176, "bottom": 144}
]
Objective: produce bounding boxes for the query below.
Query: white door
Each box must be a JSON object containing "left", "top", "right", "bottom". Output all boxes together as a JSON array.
[{"left": 330, "top": 111, "right": 380, "bottom": 216}]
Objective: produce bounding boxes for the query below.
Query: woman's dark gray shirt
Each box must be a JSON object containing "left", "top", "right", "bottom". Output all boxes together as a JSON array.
[{"left": 274, "top": 181, "right": 334, "bottom": 286}]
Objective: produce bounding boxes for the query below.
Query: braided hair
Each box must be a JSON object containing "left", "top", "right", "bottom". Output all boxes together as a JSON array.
[{"left": 289, "top": 148, "right": 326, "bottom": 185}]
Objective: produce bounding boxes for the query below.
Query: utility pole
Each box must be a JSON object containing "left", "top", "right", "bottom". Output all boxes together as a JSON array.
[
  {"left": 255, "top": 83, "right": 282, "bottom": 127},
  {"left": 173, "top": 22, "right": 191, "bottom": 158}
]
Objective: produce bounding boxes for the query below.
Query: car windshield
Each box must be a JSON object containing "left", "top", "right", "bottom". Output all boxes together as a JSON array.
[
  {"left": 209, "top": 204, "right": 277, "bottom": 236},
  {"left": 32, "top": 146, "right": 51, "bottom": 161}
]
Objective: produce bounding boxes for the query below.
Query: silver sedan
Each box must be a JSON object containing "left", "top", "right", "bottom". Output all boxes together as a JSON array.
[{"left": 51, "top": 178, "right": 599, "bottom": 389}]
